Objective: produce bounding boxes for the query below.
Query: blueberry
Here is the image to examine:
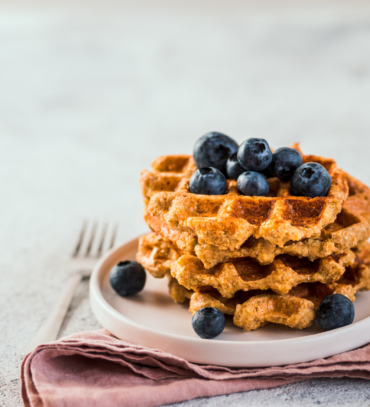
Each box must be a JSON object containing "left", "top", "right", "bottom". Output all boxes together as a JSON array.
[
  {"left": 291, "top": 162, "right": 332, "bottom": 198},
  {"left": 271, "top": 147, "right": 303, "bottom": 181},
  {"left": 317, "top": 294, "right": 355, "bottom": 331},
  {"left": 237, "top": 138, "right": 272, "bottom": 172},
  {"left": 226, "top": 153, "right": 245, "bottom": 180},
  {"left": 109, "top": 260, "right": 146, "bottom": 297},
  {"left": 237, "top": 171, "right": 269, "bottom": 196},
  {"left": 189, "top": 167, "right": 226, "bottom": 195},
  {"left": 193, "top": 132, "right": 238, "bottom": 172},
  {"left": 192, "top": 307, "right": 225, "bottom": 339}
]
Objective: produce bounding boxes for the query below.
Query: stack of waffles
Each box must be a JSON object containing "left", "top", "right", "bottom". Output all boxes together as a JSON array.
[{"left": 137, "top": 144, "right": 370, "bottom": 331}]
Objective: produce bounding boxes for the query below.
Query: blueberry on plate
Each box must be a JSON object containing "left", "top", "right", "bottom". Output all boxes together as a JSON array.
[
  {"left": 237, "top": 138, "right": 272, "bottom": 172},
  {"left": 192, "top": 307, "right": 225, "bottom": 339},
  {"left": 109, "top": 260, "right": 146, "bottom": 297},
  {"left": 237, "top": 171, "right": 269, "bottom": 196},
  {"left": 291, "top": 162, "right": 332, "bottom": 198},
  {"left": 271, "top": 147, "right": 303, "bottom": 181},
  {"left": 193, "top": 132, "right": 238, "bottom": 172},
  {"left": 317, "top": 294, "right": 355, "bottom": 331},
  {"left": 189, "top": 167, "right": 226, "bottom": 195},
  {"left": 226, "top": 153, "right": 245, "bottom": 180}
]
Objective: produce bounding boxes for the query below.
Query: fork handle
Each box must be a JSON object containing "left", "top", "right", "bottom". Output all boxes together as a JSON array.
[{"left": 22, "top": 273, "right": 83, "bottom": 355}]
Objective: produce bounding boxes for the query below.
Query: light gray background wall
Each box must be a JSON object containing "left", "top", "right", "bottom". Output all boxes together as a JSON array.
[{"left": 1, "top": 1, "right": 370, "bottom": 405}]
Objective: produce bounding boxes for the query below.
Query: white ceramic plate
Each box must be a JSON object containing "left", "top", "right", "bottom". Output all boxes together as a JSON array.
[{"left": 90, "top": 236, "right": 370, "bottom": 367}]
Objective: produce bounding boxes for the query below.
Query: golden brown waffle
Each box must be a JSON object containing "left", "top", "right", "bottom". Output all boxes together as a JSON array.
[
  {"left": 195, "top": 206, "right": 370, "bottom": 268},
  {"left": 171, "top": 250, "right": 356, "bottom": 298},
  {"left": 136, "top": 233, "right": 179, "bottom": 278},
  {"left": 168, "top": 275, "right": 193, "bottom": 303},
  {"left": 141, "top": 145, "right": 349, "bottom": 250},
  {"left": 166, "top": 242, "right": 370, "bottom": 331},
  {"left": 344, "top": 171, "right": 370, "bottom": 223},
  {"left": 143, "top": 168, "right": 370, "bottom": 268},
  {"left": 137, "top": 232, "right": 366, "bottom": 298}
]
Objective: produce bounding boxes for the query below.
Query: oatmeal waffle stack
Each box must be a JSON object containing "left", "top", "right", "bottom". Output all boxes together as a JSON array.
[{"left": 137, "top": 140, "right": 370, "bottom": 333}]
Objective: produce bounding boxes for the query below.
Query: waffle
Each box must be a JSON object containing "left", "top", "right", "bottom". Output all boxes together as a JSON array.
[
  {"left": 172, "top": 250, "right": 356, "bottom": 298},
  {"left": 196, "top": 205, "right": 370, "bottom": 268},
  {"left": 137, "top": 232, "right": 365, "bottom": 298},
  {"left": 168, "top": 275, "right": 193, "bottom": 303},
  {"left": 141, "top": 145, "right": 349, "bottom": 250},
  {"left": 136, "top": 233, "right": 179, "bottom": 278},
  {"left": 167, "top": 242, "right": 370, "bottom": 330},
  {"left": 143, "top": 169, "right": 370, "bottom": 267},
  {"left": 344, "top": 171, "right": 370, "bottom": 222}
]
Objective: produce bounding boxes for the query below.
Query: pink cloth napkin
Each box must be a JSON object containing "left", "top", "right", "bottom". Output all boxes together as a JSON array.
[{"left": 21, "top": 329, "right": 370, "bottom": 407}]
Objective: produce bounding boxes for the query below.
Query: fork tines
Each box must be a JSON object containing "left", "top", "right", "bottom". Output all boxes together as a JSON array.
[{"left": 73, "top": 221, "right": 118, "bottom": 258}]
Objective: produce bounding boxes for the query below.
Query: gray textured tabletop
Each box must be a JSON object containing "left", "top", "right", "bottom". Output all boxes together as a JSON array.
[{"left": 2, "top": 1, "right": 370, "bottom": 405}]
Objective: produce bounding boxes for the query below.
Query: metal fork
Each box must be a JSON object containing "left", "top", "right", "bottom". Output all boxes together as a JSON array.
[{"left": 22, "top": 220, "right": 118, "bottom": 355}]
